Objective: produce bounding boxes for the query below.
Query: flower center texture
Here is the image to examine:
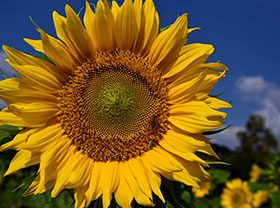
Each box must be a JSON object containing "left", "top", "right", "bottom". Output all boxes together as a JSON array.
[{"left": 57, "top": 50, "right": 169, "bottom": 162}]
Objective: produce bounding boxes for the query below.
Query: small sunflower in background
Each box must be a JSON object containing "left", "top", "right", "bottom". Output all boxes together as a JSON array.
[
  {"left": 221, "top": 178, "right": 252, "bottom": 208},
  {"left": 0, "top": 0, "right": 230, "bottom": 207},
  {"left": 252, "top": 190, "right": 268, "bottom": 208},
  {"left": 249, "top": 164, "right": 262, "bottom": 183},
  {"left": 192, "top": 181, "right": 211, "bottom": 198}
]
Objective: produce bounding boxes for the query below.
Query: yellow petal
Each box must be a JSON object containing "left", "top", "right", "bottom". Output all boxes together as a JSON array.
[
  {"left": 128, "top": 158, "right": 152, "bottom": 200},
  {"left": 0, "top": 78, "right": 23, "bottom": 91},
  {"left": 114, "top": 171, "right": 133, "bottom": 208},
  {"left": 51, "top": 144, "right": 78, "bottom": 197},
  {"left": 0, "top": 88, "right": 58, "bottom": 105},
  {"left": 157, "top": 150, "right": 198, "bottom": 187},
  {"left": 111, "top": 1, "right": 120, "bottom": 18},
  {"left": 143, "top": 167, "right": 165, "bottom": 203},
  {"left": 8, "top": 62, "right": 62, "bottom": 93},
  {"left": 37, "top": 139, "right": 70, "bottom": 193},
  {"left": 24, "top": 38, "right": 44, "bottom": 53},
  {"left": 84, "top": 162, "right": 103, "bottom": 203},
  {"left": 65, "top": 4, "right": 95, "bottom": 59},
  {"left": 175, "top": 155, "right": 212, "bottom": 182},
  {"left": 168, "top": 69, "right": 206, "bottom": 104},
  {"left": 163, "top": 129, "right": 213, "bottom": 154},
  {"left": 0, "top": 128, "right": 33, "bottom": 151},
  {"left": 23, "top": 175, "right": 56, "bottom": 196},
  {"left": 123, "top": 162, "right": 153, "bottom": 206},
  {"left": 115, "top": 0, "right": 139, "bottom": 51},
  {"left": 19, "top": 123, "right": 63, "bottom": 152},
  {"left": 196, "top": 67, "right": 226, "bottom": 100},
  {"left": 134, "top": 0, "right": 159, "bottom": 55},
  {"left": 65, "top": 153, "right": 93, "bottom": 189},
  {"left": 149, "top": 14, "right": 188, "bottom": 69},
  {"left": 101, "top": 162, "right": 119, "bottom": 208},
  {"left": 5, "top": 150, "right": 40, "bottom": 176},
  {"left": 142, "top": 147, "right": 182, "bottom": 173},
  {"left": 8, "top": 102, "right": 58, "bottom": 126},
  {"left": 83, "top": 1, "right": 95, "bottom": 45},
  {"left": 162, "top": 43, "right": 214, "bottom": 79},
  {"left": 160, "top": 139, "right": 208, "bottom": 166},
  {"left": 2, "top": 45, "right": 66, "bottom": 81},
  {"left": 169, "top": 101, "right": 226, "bottom": 133},
  {"left": 0, "top": 108, "right": 30, "bottom": 127},
  {"left": 40, "top": 31, "right": 78, "bottom": 74},
  {"left": 93, "top": 0, "right": 116, "bottom": 52},
  {"left": 205, "top": 97, "right": 232, "bottom": 109},
  {"left": 74, "top": 186, "right": 88, "bottom": 208},
  {"left": 53, "top": 8, "right": 95, "bottom": 62}
]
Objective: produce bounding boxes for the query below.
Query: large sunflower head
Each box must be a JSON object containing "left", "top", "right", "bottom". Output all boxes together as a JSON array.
[
  {"left": 221, "top": 178, "right": 252, "bottom": 208},
  {"left": 0, "top": 0, "right": 231, "bottom": 207}
]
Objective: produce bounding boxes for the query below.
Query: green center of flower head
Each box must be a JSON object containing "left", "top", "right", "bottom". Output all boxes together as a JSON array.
[
  {"left": 58, "top": 50, "right": 169, "bottom": 162},
  {"left": 97, "top": 81, "right": 136, "bottom": 124}
]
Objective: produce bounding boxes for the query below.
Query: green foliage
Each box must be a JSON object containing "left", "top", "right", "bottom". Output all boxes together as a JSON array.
[
  {"left": 204, "top": 125, "right": 230, "bottom": 136},
  {"left": 272, "top": 191, "right": 280, "bottom": 208},
  {"left": 209, "top": 169, "right": 230, "bottom": 185},
  {"left": 34, "top": 54, "right": 54, "bottom": 64},
  {"left": 159, "top": 25, "right": 169, "bottom": 33},
  {"left": 248, "top": 182, "right": 272, "bottom": 193}
]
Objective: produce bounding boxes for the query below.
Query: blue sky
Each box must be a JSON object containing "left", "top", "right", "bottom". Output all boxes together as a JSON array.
[{"left": 1, "top": 0, "right": 280, "bottom": 149}]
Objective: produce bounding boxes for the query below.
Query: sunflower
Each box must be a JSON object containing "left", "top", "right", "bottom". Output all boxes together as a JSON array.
[
  {"left": 221, "top": 178, "right": 252, "bottom": 208},
  {"left": 252, "top": 190, "right": 268, "bottom": 208},
  {"left": 249, "top": 164, "right": 262, "bottom": 183},
  {"left": 192, "top": 181, "right": 211, "bottom": 198},
  {"left": 0, "top": 0, "right": 231, "bottom": 207}
]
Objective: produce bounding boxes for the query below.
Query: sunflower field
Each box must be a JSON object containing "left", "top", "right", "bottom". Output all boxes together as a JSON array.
[{"left": 0, "top": 0, "right": 280, "bottom": 208}]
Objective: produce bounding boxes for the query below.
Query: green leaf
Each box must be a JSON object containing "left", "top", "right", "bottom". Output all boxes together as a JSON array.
[
  {"left": 204, "top": 125, "right": 230, "bottom": 136},
  {"left": 0, "top": 130, "right": 9, "bottom": 139},
  {"left": 77, "top": 7, "right": 84, "bottom": 16},
  {"left": 194, "top": 199, "right": 208, "bottom": 208},
  {"left": 0, "top": 125, "right": 20, "bottom": 131},
  {"left": 29, "top": 16, "right": 41, "bottom": 30},
  {"left": 206, "top": 161, "right": 230, "bottom": 166},
  {"left": 208, "top": 169, "right": 230, "bottom": 184},
  {"left": 209, "top": 91, "right": 225, "bottom": 98},
  {"left": 159, "top": 25, "right": 169, "bottom": 33},
  {"left": 272, "top": 191, "right": 280, "bottom": 208},
  {"left": 0, "top": 66, "right": 7, "bottom": 79},
  {"left": 181, "top": 190, "right": 191, "bottom": 204},
  {"left": 34, "top": 54, "right": 54, "bottom": 64},
  {"left": 209, "top": 197, "right": 222, "bottom": 208},
  {"left": 0, "top": 125, "right": 21, "bottom": 140},
  {"left": 162, "top": 180, "right": 192, "bottom": 208},
  {"left": 248, "top": 182, "right": 272, "bottom": 193}
]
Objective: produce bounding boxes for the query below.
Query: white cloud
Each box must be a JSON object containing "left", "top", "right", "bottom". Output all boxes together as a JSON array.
[
  {"left": 236, "top": 76, "right": 270, "bottom": 93},
  {"left": 211, "top": 126, "right": 244, "bottom": 150},
  {"left": 236, "top": 76, "right": 280, "bottom": 136}
]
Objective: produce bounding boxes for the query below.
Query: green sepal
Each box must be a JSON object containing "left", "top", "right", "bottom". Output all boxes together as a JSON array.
[
  {"left": 204, "top": 125, "right": 230, "bottom": 136},
  {"left": 34, "top": 54, "right": 54, "bottom": 64},
  {"left": 159, "top": 25, "right": 170, "bottom": 34}
]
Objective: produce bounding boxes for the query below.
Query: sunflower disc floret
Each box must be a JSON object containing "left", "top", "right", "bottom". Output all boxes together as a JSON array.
[{"left": 58, "top": 50, "right": 169, "bottom": 162}]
